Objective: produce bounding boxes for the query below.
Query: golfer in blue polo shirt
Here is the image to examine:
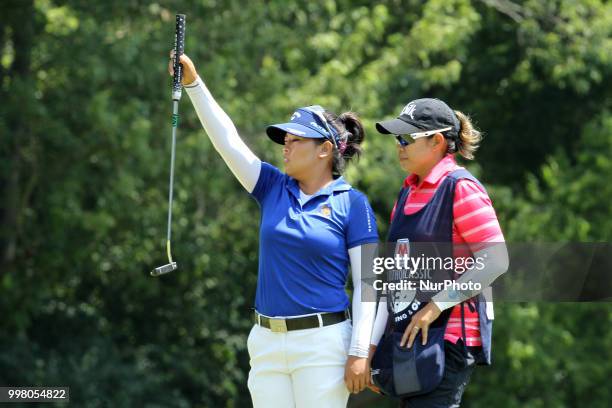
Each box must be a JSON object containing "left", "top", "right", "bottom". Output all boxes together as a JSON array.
[{"left": 169, "top": 54, "right": 379, "bottom": 407}]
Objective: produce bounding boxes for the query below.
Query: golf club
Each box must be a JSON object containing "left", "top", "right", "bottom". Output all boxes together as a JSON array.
[{"left": 151, "top": 13, "right": 186, "bottom": 277}]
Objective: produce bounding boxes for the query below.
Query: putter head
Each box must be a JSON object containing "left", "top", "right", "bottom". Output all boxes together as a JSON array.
[{"left": 150, "top": 262, "right": 177, "bottom": 277}]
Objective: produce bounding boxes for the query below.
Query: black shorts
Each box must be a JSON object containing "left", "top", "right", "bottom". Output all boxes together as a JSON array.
[{"left": 399, "top": 340, "right": 478, "bottom": 408}]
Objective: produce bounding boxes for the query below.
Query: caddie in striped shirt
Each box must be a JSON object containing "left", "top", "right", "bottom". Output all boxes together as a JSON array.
[{"left": 369, "top": 98, "right": 509, "bottom": 407}]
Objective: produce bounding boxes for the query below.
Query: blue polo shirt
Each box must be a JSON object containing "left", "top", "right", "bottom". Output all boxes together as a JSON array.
[{"left": 251, "top": 162, "right": 379, "bottom": 317}]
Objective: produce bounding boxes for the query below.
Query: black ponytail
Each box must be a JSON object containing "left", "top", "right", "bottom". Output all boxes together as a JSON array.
[{"left": 319, "top": 111, "right": 366, "bottom": 175}]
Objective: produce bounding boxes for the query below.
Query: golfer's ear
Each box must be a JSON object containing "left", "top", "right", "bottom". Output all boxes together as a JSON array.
[
  {"left": 431, "top": 133, "right": 447, "bottom": 152},
  {"left": 318, "top": 140, "right": 333, "bottom": 158}
]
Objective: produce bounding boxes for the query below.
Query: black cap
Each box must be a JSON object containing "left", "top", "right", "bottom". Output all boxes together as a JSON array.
[{"left": 376, "top": 98, "right": 460, "bottom": 139}]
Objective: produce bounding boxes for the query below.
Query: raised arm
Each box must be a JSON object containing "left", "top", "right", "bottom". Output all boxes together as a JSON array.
[{"left": 169, "top": 53, "right": 261, "bottom": 192}]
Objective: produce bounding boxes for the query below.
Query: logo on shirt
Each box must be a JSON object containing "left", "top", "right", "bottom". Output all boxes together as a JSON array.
[
  {"left": 396, "top": 238, "right": 410, "bottom": 258},
  {"left": 392, "top": 238, "right": 417, "bottom": 313},
  {"left": 320, "top": 204, "right": 332, "bottom": 218}
]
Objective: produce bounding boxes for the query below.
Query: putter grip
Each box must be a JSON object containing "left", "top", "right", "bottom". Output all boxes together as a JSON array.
[{"left": 172, "top": 14, "right": 186, "bottom": 93}]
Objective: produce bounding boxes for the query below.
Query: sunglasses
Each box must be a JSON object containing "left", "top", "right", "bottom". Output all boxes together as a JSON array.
[{"left": 395, "top": 127, "right": 452, "bottom": 147}]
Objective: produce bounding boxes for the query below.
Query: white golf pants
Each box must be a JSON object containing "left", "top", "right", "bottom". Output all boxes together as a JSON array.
[{"left": 247, "top": 319, "right": 352, "bottom": 408}]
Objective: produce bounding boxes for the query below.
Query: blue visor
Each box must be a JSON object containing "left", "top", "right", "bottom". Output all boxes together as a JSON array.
[{"left": 266, "top": 105, "right": 338, "bottom": 145}]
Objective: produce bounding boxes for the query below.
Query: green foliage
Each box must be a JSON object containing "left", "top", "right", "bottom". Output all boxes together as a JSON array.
[
  {"left": 466, "top": 303, "right": 612, "bottom": 408},
  {"left": 1, "top": 0, "right": 610, "bottom": 406},
  {"left": 500, "top": 110, "right": 612, "bottom": 241}
]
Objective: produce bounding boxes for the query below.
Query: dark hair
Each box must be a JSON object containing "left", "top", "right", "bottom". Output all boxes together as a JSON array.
[{"left": 316, "top": 111, "right": 366, "bottom": 175}]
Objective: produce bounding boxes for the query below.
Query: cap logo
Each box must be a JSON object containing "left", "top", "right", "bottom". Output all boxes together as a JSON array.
[
  {"left": 310, "top": 121, "right": 327, "bottom": 135},
  {"left": 290, "top": 111, "right": 302, "bottom": 121},
  {"left": 286, "top": 127, "right": 306, "bottom": 136},
  {"left": 401, "top": 103, "right": 416, "bottom": 120}
]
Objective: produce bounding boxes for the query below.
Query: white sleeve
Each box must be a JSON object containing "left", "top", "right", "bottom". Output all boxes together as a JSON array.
[
  {"left": 184, "top": 76, "right": 261, "bottom": 193},
  {"left": 370, "top": 299, "right": 388, "bottom": 347},
  {"left": 432, "top": 242, "right": 509, "bottom": 311},
  {"left": 348, "top": 245, "right": 377, "bottom": 358}
]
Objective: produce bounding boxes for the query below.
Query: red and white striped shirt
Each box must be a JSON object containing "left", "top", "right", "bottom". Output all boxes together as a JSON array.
[{"left": 391, "top": 154, "right": 504, "bottom": 346}]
